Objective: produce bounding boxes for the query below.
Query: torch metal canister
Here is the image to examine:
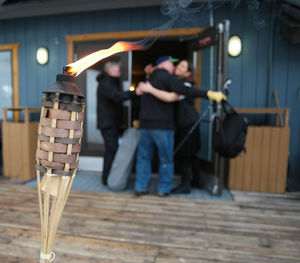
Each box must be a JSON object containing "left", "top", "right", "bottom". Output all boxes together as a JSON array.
[{"left": 36, "top": 74, "right": 85, "bottom": 262}]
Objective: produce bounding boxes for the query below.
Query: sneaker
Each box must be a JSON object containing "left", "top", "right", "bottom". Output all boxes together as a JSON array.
[
  {"left": 134, "top": 190, "right": 148, "bottom": 197},
  {"left": 171, "top": 184, "right": 191, "bottom": 194},
  {"left": 102, "top": 175, "right": 108, "bottom": 186}
]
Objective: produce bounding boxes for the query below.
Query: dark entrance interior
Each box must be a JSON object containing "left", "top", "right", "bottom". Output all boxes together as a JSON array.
[
  {"left": 132, "top": 38, "right": 191, "bottom": 86},
  {"left": 131, "top": 37, "right": 192, "bottom": 125},
  {"left": 74, "top": 37, "right": 191, "bottom": 157}
]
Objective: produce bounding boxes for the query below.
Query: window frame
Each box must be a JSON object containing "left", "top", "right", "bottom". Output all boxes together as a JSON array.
[{"left": 0, "top": 43, "right": 19, "bottom": 109}]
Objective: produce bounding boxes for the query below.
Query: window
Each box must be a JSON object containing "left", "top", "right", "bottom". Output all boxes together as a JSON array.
[
  {"left": 0, "top": 51, "right": 13, "bottom": 119},
  {"left": 0, "top": 44, "right": 19, "bottom": 120}
]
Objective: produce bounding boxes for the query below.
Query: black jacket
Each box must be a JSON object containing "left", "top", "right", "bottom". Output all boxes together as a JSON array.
[
  {"left": 139, "top": 69, "right": 207, "bottom": 130},
  {"left": 97, "top": 72, "right": 134, "bottom": 129},
  {"left": 175, "top": 80, "right": 200, "bottom": 128}
]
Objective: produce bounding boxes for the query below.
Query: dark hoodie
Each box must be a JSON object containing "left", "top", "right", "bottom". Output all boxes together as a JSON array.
[
  {"left": 97, "top": 71, "right": 134, "bottom": 129},
  {"left": 139, "top": 68, "right": 208, "bottom": 130}
]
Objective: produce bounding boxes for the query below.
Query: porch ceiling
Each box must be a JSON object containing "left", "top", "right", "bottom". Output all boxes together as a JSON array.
[{"left": 0, "top": 0, "right": 223, "bottom": 20}]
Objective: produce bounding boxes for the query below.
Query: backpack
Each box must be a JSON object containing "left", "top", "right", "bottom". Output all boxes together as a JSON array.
[{"left": 214, "top": 102, "right": 248, "bottom": 158}]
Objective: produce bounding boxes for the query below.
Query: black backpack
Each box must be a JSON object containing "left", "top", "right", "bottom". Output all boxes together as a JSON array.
[{"left": 214, "top": 102, "right": 248, "bottom": 158}]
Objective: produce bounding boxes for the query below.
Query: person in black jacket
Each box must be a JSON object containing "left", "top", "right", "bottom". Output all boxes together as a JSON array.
[
  {"left": 134, "top": 56, "right": 226, "bottom": 197},
  {"left": 97, "top": 61, "right": 135, "bottom": 185},
  {"left": 138, "top": 60, "right": 206, "bottom": 194}
]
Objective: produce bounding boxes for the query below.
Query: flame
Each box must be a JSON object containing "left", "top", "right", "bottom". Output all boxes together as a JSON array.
[{"left": 66, "top": 41, "right": 143, "bottom": 76}]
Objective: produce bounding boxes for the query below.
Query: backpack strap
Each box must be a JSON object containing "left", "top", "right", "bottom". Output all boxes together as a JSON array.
[{"left": 222, "top": 100, "right": 237, "bottom": 114}]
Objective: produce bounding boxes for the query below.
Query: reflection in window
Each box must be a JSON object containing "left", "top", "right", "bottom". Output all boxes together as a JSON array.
[{"left": 0, "top": 51, "right": 13, "bottom": 120}]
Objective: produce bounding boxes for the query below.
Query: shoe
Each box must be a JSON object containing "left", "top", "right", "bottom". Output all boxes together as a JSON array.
[
  {"left": 171, "top": 183, "right": 191, "bottom": 194},
  {"left": 157, "top": 192, "right": 169, "bottom": 197},
  {"left": 102, "top": 176, "right": 108, "bottom": 186},
  {"left": 134, "top": 190, "right": 148, "bottom": 196}
]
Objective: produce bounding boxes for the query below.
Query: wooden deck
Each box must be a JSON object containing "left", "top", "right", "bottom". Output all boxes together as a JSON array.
[{"left": 0, "top": 182, "right": 300, "bottom": 263}]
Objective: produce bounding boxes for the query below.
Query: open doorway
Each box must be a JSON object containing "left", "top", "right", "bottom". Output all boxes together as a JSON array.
[
  {"left": 132, "top": 38, "right": 192, "bottom": 86},
  {"left": 66, "top": 29, "right": 203, "bottom": 172},
  {"left": 74, "top": 36, "right": 198, "bottom": 159}
]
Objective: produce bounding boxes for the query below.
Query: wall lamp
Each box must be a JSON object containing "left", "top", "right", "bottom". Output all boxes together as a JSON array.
[
  {"left": 228, "top": 35, "right": 242, "bottom": 57},
  {"left": 36, "top": 47, "right": 49, "bottom": 65}
]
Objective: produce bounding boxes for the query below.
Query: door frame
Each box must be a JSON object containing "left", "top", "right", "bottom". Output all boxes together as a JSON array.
[
  {"left": 65, "top": 28, "right": 204, "bottom": 63},
  {"left": 66, "top": 29, "right": 204, "bottom": 165},
  {"left": 65, "top": 28, "right": 203, "bottom": 112},
  {"left": 0, "top": 43, "right": 19, "bottom": 108}
]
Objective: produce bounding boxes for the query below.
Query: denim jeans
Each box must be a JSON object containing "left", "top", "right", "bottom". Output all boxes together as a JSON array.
[{"left": 134, "top": 129, "right": 174, "bottom": 194}]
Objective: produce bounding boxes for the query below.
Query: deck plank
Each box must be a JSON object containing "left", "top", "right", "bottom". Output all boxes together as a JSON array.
[{"left": 0, "top": 184, "right": 299, "bottom": 262}]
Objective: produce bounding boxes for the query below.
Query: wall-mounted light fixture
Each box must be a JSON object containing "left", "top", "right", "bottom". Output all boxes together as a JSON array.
[
  {"left": 228, "top": 35, "right": 242, "bottom": 57},
  {"left": 36, "top": 47, "right": 49, "bottom": 65}
]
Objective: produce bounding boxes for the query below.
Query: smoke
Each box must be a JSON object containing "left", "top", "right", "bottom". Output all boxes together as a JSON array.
[
  {"left": 117, "top": 0, "right": 272, "bottom": 56},
  {"left": 156, "top": 0, "right": 272, "bottom": 30},
  {"left": 160, "top": 0, "right": 206, "bottom": 24},
  {"left": 134, "top": 0, "right": 208, "bottom": 49},
  {"left": 247, "top": 0, "right": 272, "bottom": 30},
  {"left": 128, "top": 0, "right": 271, "bottom": 49}
]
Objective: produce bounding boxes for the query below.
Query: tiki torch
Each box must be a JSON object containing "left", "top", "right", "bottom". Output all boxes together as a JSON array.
[
  {"left": 36, "top": 71, "right": 85, "bottom": 263},
  {"left": 35, "top": 41, "right": 144, "bottom": 262}
]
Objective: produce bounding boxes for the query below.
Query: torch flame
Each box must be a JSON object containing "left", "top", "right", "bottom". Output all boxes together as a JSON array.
[{"left": 66, "top": 41, "right": 143, "bottom": 76}]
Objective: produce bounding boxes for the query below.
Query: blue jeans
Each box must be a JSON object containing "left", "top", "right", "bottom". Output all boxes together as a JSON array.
[{"left": 135, "top": 129, "right": 174, "bottom": 194}]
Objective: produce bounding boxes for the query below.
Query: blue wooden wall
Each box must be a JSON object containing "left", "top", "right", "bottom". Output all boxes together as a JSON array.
[
  {"left": 215, "top": 6, "right": 300, "bottom": 187},
  {"left": 0, "top": 3, "right": 299, "bottom": 183}
]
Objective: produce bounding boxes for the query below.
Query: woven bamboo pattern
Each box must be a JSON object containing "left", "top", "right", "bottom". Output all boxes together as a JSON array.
[{"left": 36, "top": 91, "right": 85, "bottom": 263}]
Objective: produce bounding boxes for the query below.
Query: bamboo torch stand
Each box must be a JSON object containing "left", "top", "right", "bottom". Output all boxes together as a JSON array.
[{"left": 35, "top": 74, "right": 85, "bottom": 262}]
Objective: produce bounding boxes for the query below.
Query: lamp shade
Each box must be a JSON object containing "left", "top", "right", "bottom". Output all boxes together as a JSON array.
[
  {"left": 228, "top": 36, "right": 242, "bottom": 57},
  {"left": 36, "top": 47, "right": 49, "bottom": 65}
]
